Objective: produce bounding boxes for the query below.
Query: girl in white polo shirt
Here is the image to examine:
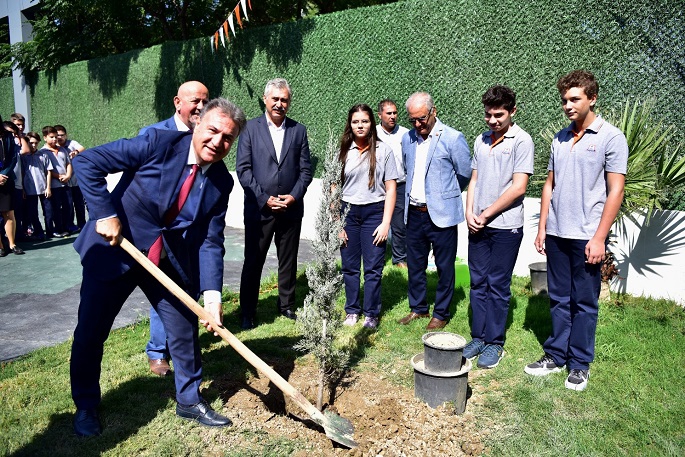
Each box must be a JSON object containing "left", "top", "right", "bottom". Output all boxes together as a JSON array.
[{"left": 338, "top": 104, "right": 398, "bottom": 329}]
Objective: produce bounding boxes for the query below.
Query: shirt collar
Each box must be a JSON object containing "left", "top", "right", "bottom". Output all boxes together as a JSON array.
[
  {"left": 174, "top": 113, "right": 191, "bottom": 132},
  {"left": 485, "top": 123, "right": 521, "bottom": 140},
  {"left": 265, "top": 114, "right": 286, "bottom": 131},
  {"left": 188, "top": 144, "right": 211, "bottom": 174},
  {"left": 379, "top": 124, "right": 399, "bottom": 136},
  {"left": 563, "top": 115, "right": 605, "bottom": 136}
]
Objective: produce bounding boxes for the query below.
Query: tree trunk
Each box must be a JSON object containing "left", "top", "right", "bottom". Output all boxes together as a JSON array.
[{"left": 316, "top": 368, "right": 325, "bottom": 411}]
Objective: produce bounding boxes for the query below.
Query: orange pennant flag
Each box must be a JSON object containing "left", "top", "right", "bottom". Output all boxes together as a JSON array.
[
  {"left": 234, "top": 5, "right": 243, "bottom": 29},
  {"left": 223, "top": 21, "right": 230, "bottom": 41},
  {"left": 248, "top": 0, "right": 252, "bottom": 9},
  {"left": 214, "top": 31, "right": 219, "bottom": 50}
]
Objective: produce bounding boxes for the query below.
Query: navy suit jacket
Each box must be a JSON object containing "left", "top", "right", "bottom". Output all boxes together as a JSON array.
[
  {"left": 236, "top": 115, "right": 312, "bottom": 222},
  {"left": 138, "top": 116, "right": 178, "bottom": 136},
  {"left": 403, "top": 118, "right": 471, "bottom": 228},
  {"left": 73, "top": 129, "right": 233, "bottom": 296}
]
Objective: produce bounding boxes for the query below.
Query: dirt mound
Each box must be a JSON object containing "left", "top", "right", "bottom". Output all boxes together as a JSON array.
[{"left": 214, "top": 362, "right": 487, "bottom": 456}]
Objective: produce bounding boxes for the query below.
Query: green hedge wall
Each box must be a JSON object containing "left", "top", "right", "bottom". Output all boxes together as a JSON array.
[
  {"left": 6, "top": 0, "right": 684, "bottom": 203},
  {"left": 0, "top": 76, "right": 13, "bottom": 120}
]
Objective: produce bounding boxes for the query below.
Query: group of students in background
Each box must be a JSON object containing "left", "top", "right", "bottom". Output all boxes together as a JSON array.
[
  {"left": 0, "top": 113, "right": 86, "bottom": 256},
  {"left": 338, "top": 70, "right": 627, "bottom": 392},
  {"left": 1, "top": 69, "right": 626, "bottom": 394}
]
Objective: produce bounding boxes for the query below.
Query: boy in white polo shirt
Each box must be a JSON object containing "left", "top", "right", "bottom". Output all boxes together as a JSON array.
[
  {"left": 525, "top": 70, "right": 628, "bottom": 391},
  {"left": 464, "top": 85, "right": 534, "bottom": 369}
]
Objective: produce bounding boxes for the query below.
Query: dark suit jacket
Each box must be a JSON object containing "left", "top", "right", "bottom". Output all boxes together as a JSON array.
[
  {"left": 236, "top": 115, "right": 312, "bottom": 222},
  {"left": 138, "top": 116, "right": 178, "bottom": 136},
  {"left": 72, "top": 129, "right": 233, "bottom": 296}
]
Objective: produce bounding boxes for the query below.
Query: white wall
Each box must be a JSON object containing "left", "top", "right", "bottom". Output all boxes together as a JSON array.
[
  {"left": 108, "top": 172, "right": 685, "bottom": 306},
  {"left": 226, "top": 177, "right": 685, "bottom": 306}
]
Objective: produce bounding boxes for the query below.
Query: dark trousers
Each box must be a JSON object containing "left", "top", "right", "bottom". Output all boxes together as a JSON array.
[
  {"left": 240, "top": 215, "right": 302, "bottom": 318},
  {"left": 389, "top": 182, "right": 407, "bottom": 264},
  {"left": 468, "top": 226, "right": 523, "bottom": 346},
  {"left": 69, "top": 185, "right": 87, "bottom": 228},
  {"left": 71, "top": 260, "right": 202, "bottom": 409},
  {"left": 24, "top": 195, "right": 45, "bottom": 236},
  {"left": 41, "top": 193, "right": 56, "bottom": 236},
  {"left": 47, "top": 187, "right": 69, "bottom": 234},
  {"left": 340, "top": 201, "right": 387, "bottom": 318},
  {"left": 543, "top": 235, "right": 601, "bottom": 370},
  {"left": 405, "top": 207, "right": 458, "bottom": 320},
  {"left": 13, "top": 188, "right": 26, "bottom": 236}
]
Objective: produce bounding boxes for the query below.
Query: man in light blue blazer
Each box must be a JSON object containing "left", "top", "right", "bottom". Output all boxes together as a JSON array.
[
  {"left": 138, "top": 81, "right": 209, "bottom": 377},
  {"left": 398, "top": 92, "right": 471, "bottom": 330}
]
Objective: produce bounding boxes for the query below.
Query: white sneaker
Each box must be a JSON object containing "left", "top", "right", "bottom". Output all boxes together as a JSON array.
[
  {"left": 565, "top": 369, "right": 590, "bottom": 391},
  {"left": 524, "top": 354, "right": 565, "bottom": 376},
  {"left": 343, "top": 314, "right": 359, "bottom": 326}
]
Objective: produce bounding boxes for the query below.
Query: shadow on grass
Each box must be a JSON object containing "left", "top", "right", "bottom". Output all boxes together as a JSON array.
[
  {"left": 204, "top": 334, "right": 302, "bottom": 418},
  {"left": 197, "top": 270, "right": 311, "bottom": 416},
  {"left": 10, "top": 376, "right": 173, "bottom": 457},
  {"left": 522, "top": 291, "right": 552, "bottom": 346}
]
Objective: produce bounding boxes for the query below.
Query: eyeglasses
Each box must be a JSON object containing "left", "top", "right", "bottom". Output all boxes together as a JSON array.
[{"left": 408, "top": 108, "right": 433, "bottom": 124}]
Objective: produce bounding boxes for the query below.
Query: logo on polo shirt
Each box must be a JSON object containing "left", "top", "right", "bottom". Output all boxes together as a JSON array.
[{"left": 587, "top": 144, "right": 597, "bottom": 152}]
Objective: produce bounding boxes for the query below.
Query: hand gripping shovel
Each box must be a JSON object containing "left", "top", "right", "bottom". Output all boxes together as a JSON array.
[{"left": 119, "top": 237, "right": 358, "bottom": 449}]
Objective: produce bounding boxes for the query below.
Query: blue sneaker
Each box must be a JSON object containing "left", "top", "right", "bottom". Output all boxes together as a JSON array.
[
  {"left": 477, "top": 344, "right": 504, "bottom": 369},
  {"left": 463, "top": 339, "right": 485, "bottom": 359}
]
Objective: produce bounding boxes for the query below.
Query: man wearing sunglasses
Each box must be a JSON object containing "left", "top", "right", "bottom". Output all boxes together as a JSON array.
[{"left": 398, "top": 92, "right": 471, "bottom": 330}]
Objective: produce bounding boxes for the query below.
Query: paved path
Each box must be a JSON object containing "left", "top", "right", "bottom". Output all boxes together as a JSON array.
[{"left": 0, "top": 227, "right": 314, "bottom": 361}]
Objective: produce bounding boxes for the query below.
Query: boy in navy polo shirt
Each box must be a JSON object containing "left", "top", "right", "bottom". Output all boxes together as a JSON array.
[
  {"left": 464, "top": 85, "right": 534, "bottom": 369},
  {"left": 525, "top": 70, "right": 628, "bottom": 391}
]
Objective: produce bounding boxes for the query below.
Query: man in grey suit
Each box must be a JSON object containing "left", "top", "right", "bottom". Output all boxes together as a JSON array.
[
  {"left": 236, "top": 78, "right": 312, "bottom": 329},
  {"left": 138, "top": 80, "right": 209, "bottom": 377},
  {"left": 397, "top": 92, "right": 471, "bottom": 330}
]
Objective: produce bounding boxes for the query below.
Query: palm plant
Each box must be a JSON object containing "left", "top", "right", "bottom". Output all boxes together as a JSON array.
[{"left": 609, "top": 99, "right": 685, "bottom": 221}]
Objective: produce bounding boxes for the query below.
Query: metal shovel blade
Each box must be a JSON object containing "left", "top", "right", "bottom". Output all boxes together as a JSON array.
[{"left": 319, "top": 410, "right": 358, "bottom": 448}]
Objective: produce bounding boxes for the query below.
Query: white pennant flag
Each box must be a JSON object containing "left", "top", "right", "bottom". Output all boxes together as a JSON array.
[
  {"left": 240, "top": 0, "right": 249, "bottom": 21},
  {"left": 219, "top": 25, "right": 226, "bottom": 47},
  {"left": 210, "top": 35, "right": 214, "bottom": 52},
  {"left": 228, "top": 13, "right": 236, "bottom": 36}
]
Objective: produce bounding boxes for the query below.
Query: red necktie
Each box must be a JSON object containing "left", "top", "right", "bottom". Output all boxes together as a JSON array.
[{"left": 147, "top": 164, "right": 200, "bottom": 265}]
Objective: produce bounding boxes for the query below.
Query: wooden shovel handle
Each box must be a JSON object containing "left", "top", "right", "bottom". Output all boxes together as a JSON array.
[{"left": 119, "top": 237, "right": 323, "bottom": 421}]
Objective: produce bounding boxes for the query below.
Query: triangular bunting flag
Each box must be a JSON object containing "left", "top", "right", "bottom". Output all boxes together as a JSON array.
[
  {"left": 223, "top": 21, "right": 230, "bottom": 42},
  {"left": 210, "top": 35, "right": 214, "bottom": 52},
  {"left": 228, "top": 13, "right": 236, "bottom": 36},
  {"left": 219, "top": 25, "right": 226, "bottom": 47},
  {"left": 214, "top": 31, "right": 219, "bottom": 50},
  {"left": 248, "top": 0, "right": 252, "bottom": 10},
  {"left": 234, "top": 5, "right": 243, "bottom": 29},
  {"left": 240, "top": 0, "right": 249, "bottom": 21}
]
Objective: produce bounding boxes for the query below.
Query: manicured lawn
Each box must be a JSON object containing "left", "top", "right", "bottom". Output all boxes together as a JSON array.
[{"left": 1, "top": 262, "right": 683, "bottom": 456}]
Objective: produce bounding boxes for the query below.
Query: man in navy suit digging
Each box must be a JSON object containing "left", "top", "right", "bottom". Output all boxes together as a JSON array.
[{"left": 70, "top": 98, "right": 245, "bottom": 437}]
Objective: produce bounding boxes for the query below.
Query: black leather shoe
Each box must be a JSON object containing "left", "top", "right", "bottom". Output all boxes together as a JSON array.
[
  {"left": 73, "top": 408, "right": 102, "bottom": 437},
  {"left": 280, "top": 309, "right": 297, "bottom": 320},
  {"left": 176, "top": 400, "right": 232, "bottom": 427},
  {"left": 240, "top": 316, "right": 255, "bottom": 329}
]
